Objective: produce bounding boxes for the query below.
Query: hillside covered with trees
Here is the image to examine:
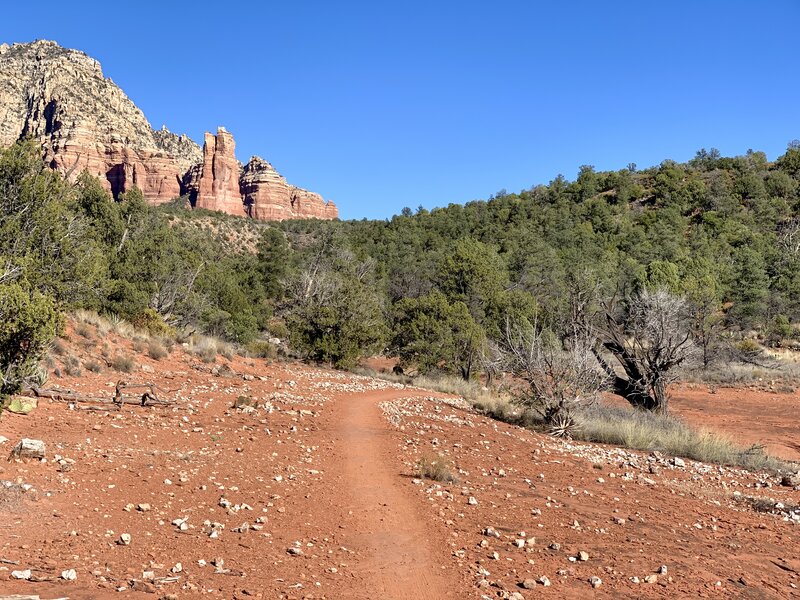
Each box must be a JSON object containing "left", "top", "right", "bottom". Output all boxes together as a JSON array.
[{"left": 2, "top": 138, "right": 799, "bottom": 417}]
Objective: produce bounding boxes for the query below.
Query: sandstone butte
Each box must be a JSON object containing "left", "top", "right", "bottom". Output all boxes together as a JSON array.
[{"left": 0, "top": 40, "right": 337, "bottom": 221}]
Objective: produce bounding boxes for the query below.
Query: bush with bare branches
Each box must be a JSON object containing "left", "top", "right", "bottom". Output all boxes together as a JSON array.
[
  {"left": 503, "top": 320, "right": 608, "bottom": 437},
  {"left": 594, "top": 288, "right": 697, "bottom": 414}
]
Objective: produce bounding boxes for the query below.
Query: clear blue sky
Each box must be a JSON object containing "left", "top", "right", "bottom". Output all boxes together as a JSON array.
[{"left": 3, "top": 1, "right": 798, "bottom": 219}]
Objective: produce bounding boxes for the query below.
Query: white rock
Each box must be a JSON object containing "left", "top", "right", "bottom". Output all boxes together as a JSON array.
[
  {"left": 11, "top": 569, "right": 31, "bottom": 580},
  {"left": 590, "top": 576, "right": 602, "bottom": 588},
  {"left": 62, "top": 568, "right": 77, "bottom": 580},
  {"left": 118, "top": 533, "right": 131, "bottom": 545},
  {"left": 10, "top": 438, "right": 46, "bottom": 460}
]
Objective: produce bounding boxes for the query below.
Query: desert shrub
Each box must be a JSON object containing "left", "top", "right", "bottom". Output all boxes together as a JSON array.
[
  {"left": 131, "top": 308, "right": 176, "bottom": 338},
  {"left": 245, "top": 340, "right": 277, "bottom": 359},
  {"left": 75, "top": 322, "right": 94, "bottom": 339},
  {"left": 415, "top": 453, "right": 459, "bottom": 483},
  {"left": 502, "top": 321, "right": 607, "bottom": 436},
  {"left": 132, "top": 338, "right": 147, "bottom": 353},
  {"left": 63, "top": 355, "right": 82, "bottom": 377},
  {"left": 267, "top": 319, "right": 290, "bottom": 341},
  {"left": 85, "top": 360, "right": 103, "bottom": 373},
  {"left": 147, "top": 340, "right": 169, "bottom": 360},
  {"left": 107, "top": 314, "right": 134, "bottom": 338},
  {"left": 110, "top": 354, "right": 135, "bottom": 373},
  {"left": 189, "top": 336, "right": 218, "bottom": 363},
  {"left": 51, "top": 338, "right": 68, "bottom": 356},
  {"left": 0, "top": 283, "right": 63, "bottom": 397}
]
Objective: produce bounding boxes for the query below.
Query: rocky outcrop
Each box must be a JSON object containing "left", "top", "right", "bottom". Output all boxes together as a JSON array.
[
  {"left": 183, "top": 128, "right": 244, "bottom": 215},
  {"left": 0, "top": 40, "right": 338, "bottom": 221},
  {"left": 0, "top": 40, "right": 200, "bottom": 203},
  {"left": 241, "top": 157, "right": 338, "bottom": 221}
]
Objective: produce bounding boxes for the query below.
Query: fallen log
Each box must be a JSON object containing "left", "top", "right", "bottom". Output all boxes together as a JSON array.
[{"left": 26, "top": 381, "right": 176, "bottom": 409}]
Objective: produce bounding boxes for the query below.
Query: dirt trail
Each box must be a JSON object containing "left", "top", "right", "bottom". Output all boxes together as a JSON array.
[{"left": 322, "top": 389, "right": 460, "bottom": 599}]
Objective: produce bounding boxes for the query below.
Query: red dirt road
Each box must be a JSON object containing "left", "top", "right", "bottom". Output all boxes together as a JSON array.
[{"left": 319, "top": 389, "right": 459, "bottom": 599}]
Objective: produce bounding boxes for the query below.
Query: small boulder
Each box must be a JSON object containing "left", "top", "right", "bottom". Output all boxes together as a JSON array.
[
  {"left": 11, "top": 569, "right": 31, "bottom": 580},
  {"left": 9, "top": 438, "right": 45, "bottom": 460}
]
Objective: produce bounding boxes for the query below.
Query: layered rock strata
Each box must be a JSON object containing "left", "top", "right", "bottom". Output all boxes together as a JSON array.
[
  {"left": 0, "top": 40, "right": 200, "bottom": 203},
  {"left": 0, "top": 40, "right": 338, "bottom": 221},
  {"left": 240, "top": 156, "right": 338, "bottom": 221}
]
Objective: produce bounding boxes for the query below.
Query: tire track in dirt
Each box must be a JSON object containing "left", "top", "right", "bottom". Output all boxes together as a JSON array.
[{"left": 320, "top": 389, "right": 461, "bottom": 599}]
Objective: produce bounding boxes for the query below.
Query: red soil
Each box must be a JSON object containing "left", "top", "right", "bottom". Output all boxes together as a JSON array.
[{"left": 0, "top": 329, "right": 798, "bottom": 598}]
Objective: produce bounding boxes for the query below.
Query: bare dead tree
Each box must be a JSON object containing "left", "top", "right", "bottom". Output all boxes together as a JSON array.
[
  {"left": 503, "top": 318, "right": 608, "bottom": 437},
  {"left": 777, "top": 218, "right": 800, "bottom": 259},
  {"left": 593, "top": 288, "right": 697, "bottom": 414},
  {"left": 478, "top": 340, "right": 504, "bottom": 388}
]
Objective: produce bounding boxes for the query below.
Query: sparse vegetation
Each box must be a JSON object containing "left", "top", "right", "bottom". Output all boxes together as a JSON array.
[
  {"left": 360, "top": 366, "right": 792, "bottom": 474},
  {"left": 63, "top": 355, "right": 82, "bottom": 377},
  {"left": 245, "top": 340, "right": 277, "bottom": 359},
  {"left": 147, "top": 339, "right": 168, "bottom": 360},
  {"left": 84, "top": 359, "right": 103, "bottom": 373},
  {"left": 415, "top": 453, "right": 459, "bottom": 483},
  {"left": 75, "top": 322, "right": 94, "bottom": 339},
  {"left": 110, "top": 354, "right": 135, "bottom": 373},
  {"left": 188, "top": 336, "right": 218, "bottom": 363}
]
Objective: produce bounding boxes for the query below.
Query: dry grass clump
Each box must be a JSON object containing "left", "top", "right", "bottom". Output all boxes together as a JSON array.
[
  {"left": 188, "top": 335, "right": 219, "bottom": 363},
  {"left": 110, "top": 354, "right": 136, "bottom": 373},
  {"left": 245, "top": 340, "right": 278, "bottom": 359},
  {"left": 132, "top": 338, "right": 147, "bottom": 353},
  {"left": 75, "top": 322, "right": 94, "bottom": 339},
  {"left": 63, "top": 355, "right": 82, "bottom": 377},
  {"left": 415, "top": 453, "right": 459, "bottom": 483},
  {"left": 218, "top": 342, "right": 234, "bottom": 361},
  {"left": 147, "top": 339, "right": 169, "bottom": 360},
  {"left": 50, "top": 338, "right": 68, "bottom": 356},
  {"left": 571, "top": 403, "right": 788, "bottom": 472},
  {"left": 84, "top": 360, "right": 103, "bottom": 373},
  {"left": 107, "top": 314, "right": 135, "bottom": 338},
  {"left": 72, "top": 309, "right": 111, "bottom": 336},
  {"left": 366, "top": 367, "right": 792, "bottom": 474}
]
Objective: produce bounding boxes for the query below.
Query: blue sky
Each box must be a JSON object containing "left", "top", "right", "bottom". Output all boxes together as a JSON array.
[{"left": 3, "top": 1, "right": 798, "bottom": 219}]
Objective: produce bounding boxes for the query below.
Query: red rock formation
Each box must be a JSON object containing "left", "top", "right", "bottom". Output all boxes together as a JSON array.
[
  {"left": 1, "top": 41, "right": 337, "bottom": 221},
  {"left": 185, "top": 128, "right": 244, "bottom": 215},
  {"left": 0, "top": 41, "right": 201, "bottom": 204},
  {"left": 241, "top": 156, "right": 338, "bottom": 221}
]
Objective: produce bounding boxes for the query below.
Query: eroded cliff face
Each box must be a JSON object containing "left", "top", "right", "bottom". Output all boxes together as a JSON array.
[
  {"left": 183, "top": 128, "right": 244, "bottom": 215},
  {"left": 0, "top": 40, "right": 201, "bottom": 203},
  {"left": 0, "top": 40, "right": 338, "bottom": 221},
  {"left": 240, "top": 156, "right": 337, "bottom": 221}
]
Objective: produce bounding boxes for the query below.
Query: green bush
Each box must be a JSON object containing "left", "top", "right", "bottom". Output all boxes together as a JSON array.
[
  {"left": 0, "top": 283, "right": 63, "bottom": 396},
  {"left": 246, "top": 340, "right": 277, "bottom": 359},
  {"left": 131, "top": 308, "right": 176, "bottom": 338}
]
